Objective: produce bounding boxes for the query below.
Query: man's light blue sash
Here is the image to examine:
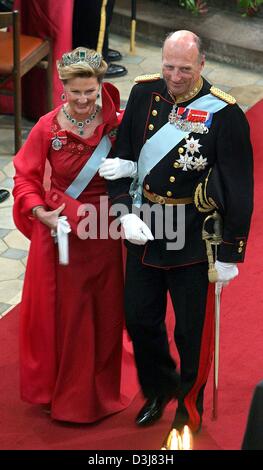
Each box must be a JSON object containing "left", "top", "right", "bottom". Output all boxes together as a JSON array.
[
  {"left": 131, "top": 93, "right": 228, "bottom": 206},
  {"left": 65, "top": 135, "right": 112, "bottom": 199}
]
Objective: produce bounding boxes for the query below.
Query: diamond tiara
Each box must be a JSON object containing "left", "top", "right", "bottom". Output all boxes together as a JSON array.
[{"left": 61, "top": 49, "right": 102, "bottom": 70}]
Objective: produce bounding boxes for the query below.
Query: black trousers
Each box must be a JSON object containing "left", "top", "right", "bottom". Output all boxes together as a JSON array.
[
  {"left": 73, "top": 0, "right": 115, "bottom": 60},
  {"left": 125, "top": 252, "right": 214, "bottom": 431}
]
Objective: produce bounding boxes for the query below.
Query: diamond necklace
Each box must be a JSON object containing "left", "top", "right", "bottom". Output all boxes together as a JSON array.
[{"left": 62, "top": 104, "right": 100, "bottom": 135}]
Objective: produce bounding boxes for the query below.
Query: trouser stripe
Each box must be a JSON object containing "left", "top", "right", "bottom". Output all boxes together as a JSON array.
[{"left": 184, "top": 282, "right": 215, "bottom": 432}]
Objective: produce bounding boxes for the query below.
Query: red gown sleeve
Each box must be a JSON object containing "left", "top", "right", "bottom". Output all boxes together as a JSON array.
[{"left": 13, "top": 113, "right": 52, "bottom": 238}]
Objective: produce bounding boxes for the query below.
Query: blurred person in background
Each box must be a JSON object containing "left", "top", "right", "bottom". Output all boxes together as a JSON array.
[{"left": 73, "top": 0, "right": 128, "bottom": 78}]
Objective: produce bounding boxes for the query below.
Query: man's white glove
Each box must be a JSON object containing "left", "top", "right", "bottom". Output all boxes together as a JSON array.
[
  {"left": 215, "top": 260, "right": 239, "bottom": 287},
  {"left": 99, "top": 157, "right": 137, "bottom": 180},
  {"left": 120, "top": 214, "right": 154, "bottom": 245}
]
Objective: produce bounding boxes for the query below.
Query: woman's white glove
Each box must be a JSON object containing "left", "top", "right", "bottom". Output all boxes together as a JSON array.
[
  {"left": 99, "top": 157, "right": 137, "bottom": 180},
  {"left": 120, "top": 214, "right": 154, "bottom": 245},
  {"left": 56, "top": 216, "right": 71, "bottom": 265},
  {"left": 215, "top": 260, "right": 239, "bottom": 287}
]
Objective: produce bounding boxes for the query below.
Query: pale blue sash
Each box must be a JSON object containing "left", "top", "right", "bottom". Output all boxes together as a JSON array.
[
  {"left": 65, "top": 135, "right": 112, "bottom": 199},
  {"left": 131, "top": 93, "right": 228, "bottom": 206}
]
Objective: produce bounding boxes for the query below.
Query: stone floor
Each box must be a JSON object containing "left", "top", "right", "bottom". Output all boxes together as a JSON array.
[{"left": 0, "top": 33, "right": 262, "bottom": 318}]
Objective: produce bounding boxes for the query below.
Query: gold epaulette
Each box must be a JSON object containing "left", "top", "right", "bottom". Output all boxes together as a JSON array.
[
  {"left": 210, "top": 86, "right": 236, "bottom": 105},
  {"left": 134, "top": 73, "right": 161, "bottom": 84}
]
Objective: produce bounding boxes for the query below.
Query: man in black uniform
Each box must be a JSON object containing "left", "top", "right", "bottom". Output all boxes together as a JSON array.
[
  {"left": 100, "top": 30, "right": 253, "bottom": 434},
  {"left": 73, "top": 0, "right": 127, "bottom": 78}
]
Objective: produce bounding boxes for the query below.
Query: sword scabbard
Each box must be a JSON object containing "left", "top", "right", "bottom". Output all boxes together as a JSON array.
[{"left": 202, "top": 211, "right": 223, "bottom": 420}]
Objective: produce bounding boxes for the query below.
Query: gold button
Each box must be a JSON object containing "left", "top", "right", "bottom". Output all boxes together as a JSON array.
[
  {"left": 238, "top": 247, "right": 243, "bottom": 253},
  {"left": 173, "top": 162, "right": 180, "bottom": 168},
  {"left": 178, "top": 147, "right": 184, "bottom": 154},
  {"left": 169, "top": 176, "right": 175, "bottom": 183},
  {"left": 166, "top": 191, "right": 172, "bottom": 197},
  {"left": 155, "top": 96, "right": 160, "bottom": 102},
  {"left": 239, "top": 240, "right": 244, "bottom": 247},
  {"left": 148, "top": 124, "right": 154, "bottom": 131},
  {"left": 152, "top": 110, "right": 158, "bottom": 116},
  {"left": 145, "top": 184, "right": 150, "bottom": 190}
]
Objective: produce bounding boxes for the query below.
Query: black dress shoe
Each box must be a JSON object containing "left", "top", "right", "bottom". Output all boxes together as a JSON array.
[
  {"left": 0, "top": 189, "right": 10, "bottom": 203},
  {"left": 107, "top": 48, "right": 123, "bottom": 62},
  {"left": 105, "top": 63, "right": 128, "bottom": 78},
  {"left": 136, "top": 397, "right": 170, "bottom": 426}
]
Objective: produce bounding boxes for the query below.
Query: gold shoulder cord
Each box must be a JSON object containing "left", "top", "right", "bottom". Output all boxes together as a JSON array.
[
  {"left": 203, "top": 168, "right": 219, "bottom": 210},
  {"left": 194, "top": 184, "right": 203, "bottom": 211},
  {"left": 97, "top": 0, "right": 108, "bottom": 54},
  {"left": 194, "top": 184, "right": 213, "bottom": 213},
  {"left": 203, "top": 168, "right": 212, "bottom": 206}
]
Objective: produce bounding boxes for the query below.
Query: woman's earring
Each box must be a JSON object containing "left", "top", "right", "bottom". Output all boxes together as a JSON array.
[
  {"left": 61, "top": 92, "right": 66, "bottom": 101},
  {"left": 96, "top": 86, "right": 102, "bottom": 108}
]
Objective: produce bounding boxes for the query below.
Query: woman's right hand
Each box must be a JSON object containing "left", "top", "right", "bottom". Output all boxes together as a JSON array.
[{"left": 34, "top": 203, "right": 66, "bottom": 230}]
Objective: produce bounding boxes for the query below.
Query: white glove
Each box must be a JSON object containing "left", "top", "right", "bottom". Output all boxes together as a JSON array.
[
  {"left": 120, "top": 213, "right": 154, "bottom": 245},
  {"left": 56, "top": 216, "right": 71, "bottom": 265},
  {"left": 99, "top": 157, "right": 137, "bottom": 180},
  {"left": 215, "top": 260, "right": 239, "bottom": 287}
]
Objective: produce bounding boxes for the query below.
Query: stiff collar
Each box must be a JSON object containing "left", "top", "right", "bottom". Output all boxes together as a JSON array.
[{"left": 168, "top": 77, "right": 204, "bottom": 104}]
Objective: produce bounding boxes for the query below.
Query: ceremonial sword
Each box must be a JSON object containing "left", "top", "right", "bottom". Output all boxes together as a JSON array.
[{"left": 202, "top": 211, "right": 223, "bottom": 420}]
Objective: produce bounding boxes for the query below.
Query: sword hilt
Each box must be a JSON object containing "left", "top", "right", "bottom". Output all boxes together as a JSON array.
[
  {"left": 204, "top": 239, "right": 218, "bottom": 283},
  {"left": 202, "top": 211, "right": 223, "bottom": 283}
]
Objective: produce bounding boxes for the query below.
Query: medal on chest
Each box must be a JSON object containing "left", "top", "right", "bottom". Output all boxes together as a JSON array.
[
  {"left": 52, "top": 137, "right": 63, "bottom": 151},
  {"left": 169, "top": 105, "right": 212, "bottom": 134},
  {"left": 50, "top": 130, "right": 67, "bottom": 151},
  {"left": 175, "top": 136, "right": 208, "bottom": 172}
]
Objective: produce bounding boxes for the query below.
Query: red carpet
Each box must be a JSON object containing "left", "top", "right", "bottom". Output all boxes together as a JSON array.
[{"left": 1, "top": 100, "right": 263, "bottom": 450}]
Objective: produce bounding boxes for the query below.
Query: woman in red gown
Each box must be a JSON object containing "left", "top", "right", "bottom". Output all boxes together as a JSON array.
[{"left": 13, "top": 47, "right": 137, "bottom": 423}]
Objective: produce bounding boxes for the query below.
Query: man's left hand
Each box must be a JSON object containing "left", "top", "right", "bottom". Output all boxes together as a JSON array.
[{"left": 215, "top": 260, "right": 239, "bottom": 286}]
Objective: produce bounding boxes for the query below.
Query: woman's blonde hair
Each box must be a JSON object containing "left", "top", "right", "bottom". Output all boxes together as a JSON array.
[{"left": 57, "top": 47, "right": 108, "bottom": 83}]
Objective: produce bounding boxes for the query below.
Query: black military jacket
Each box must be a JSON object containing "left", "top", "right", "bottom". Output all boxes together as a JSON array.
[{"left": 109, "top": 77, "right": 253, "bottom": 268}]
